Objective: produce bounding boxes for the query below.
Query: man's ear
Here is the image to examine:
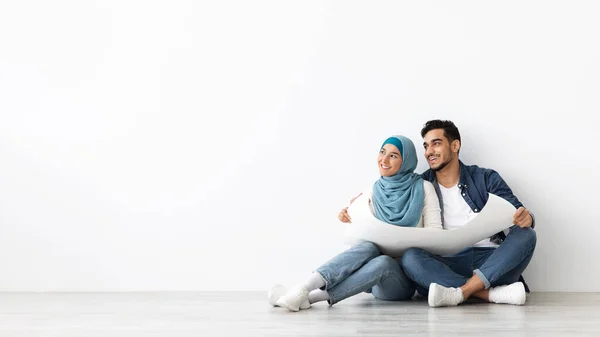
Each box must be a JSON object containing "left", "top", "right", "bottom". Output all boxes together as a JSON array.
[{"left": 451, "top": 140, "right": 461, "bottom": 153}]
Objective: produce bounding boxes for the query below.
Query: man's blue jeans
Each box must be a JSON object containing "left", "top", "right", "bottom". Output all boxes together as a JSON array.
[
  {"left": 315, "top": 241, "right": 415, "bottom": 305},
  {"left": 401, "top": 226, "right": 537, "bottom": 295}
]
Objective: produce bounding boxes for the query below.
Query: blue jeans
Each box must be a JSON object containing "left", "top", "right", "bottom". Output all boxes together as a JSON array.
[
  {"left": 401, "top": 226, "right": 537, "bottom": 295},
  {"left": 315, "top": 241, "right": 415, "bottom": 305}
]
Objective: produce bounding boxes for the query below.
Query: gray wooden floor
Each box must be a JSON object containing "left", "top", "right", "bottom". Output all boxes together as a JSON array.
[{"left": 0, "top": 292, "right": 597, "bottom": 336}]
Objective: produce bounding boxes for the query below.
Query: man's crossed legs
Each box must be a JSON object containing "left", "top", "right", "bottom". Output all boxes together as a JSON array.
[{"left": 401, "top": 226, "right": 537, "bottom": 307}]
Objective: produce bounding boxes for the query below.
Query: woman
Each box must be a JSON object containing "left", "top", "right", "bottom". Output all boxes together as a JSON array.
[{"left": 269, "top": 135, "right": 442, "bottom": 311}]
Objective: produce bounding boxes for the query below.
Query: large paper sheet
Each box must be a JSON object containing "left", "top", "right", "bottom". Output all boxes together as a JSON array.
[{"left": 343, "top": 193, "right": 516, "bottom": 257}]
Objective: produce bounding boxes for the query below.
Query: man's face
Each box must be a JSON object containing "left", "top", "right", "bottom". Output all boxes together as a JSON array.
[{"left": 423, "top": 129, "right": 458, "bottom": 172}]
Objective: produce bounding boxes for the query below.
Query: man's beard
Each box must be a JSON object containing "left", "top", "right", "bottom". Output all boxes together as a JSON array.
[{"left": 431, "top": 157, "right": 451, "bottom": 172}]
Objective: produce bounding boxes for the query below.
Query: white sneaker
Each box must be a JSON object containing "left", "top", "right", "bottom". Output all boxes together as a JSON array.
[
  {"left": 428, "top": 283, "right": 464, "bottom": 307},
  {"left": 489, "top": 282, "right": 526, "bottom": 305},
  {"left": 268, "top": 284, "right": 311, "bottom": 309},
  {"left": 275, "top": 285, "right": 311, "bottom": 312}
]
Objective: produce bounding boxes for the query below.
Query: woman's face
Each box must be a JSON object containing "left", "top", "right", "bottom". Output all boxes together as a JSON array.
[{"left": 378, "top": 143, "right": 403, "bottom": 177}]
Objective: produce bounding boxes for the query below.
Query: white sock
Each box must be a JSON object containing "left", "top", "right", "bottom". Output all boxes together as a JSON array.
[
  {"left": 488, "top": 282, "right": 526, "bottom": 305},
  {"left": 308, "top": 289, "right": 330, "bottom": 304},
  {"left": 271, "top": 273, "right": 325, "bottom": 312},
  {"left": 303, "top": 272, "right": 326, "bottom": 292},
  {"left": 268, "top": 284, "right": 287, "bottom": 306},
  {"left": 276, "top": 284, "right": 310, "bottom": 312},
  {"left": 268, "top": 284, "right": 310, "bottom": 309}
]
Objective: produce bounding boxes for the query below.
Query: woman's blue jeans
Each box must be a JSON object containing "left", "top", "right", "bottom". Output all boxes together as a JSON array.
[{"left": 315, "top": 241, "right": 415, "bottom": 305}]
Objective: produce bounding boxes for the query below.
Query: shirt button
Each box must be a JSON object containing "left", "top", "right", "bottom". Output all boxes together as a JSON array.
[
  {"left": 474, "top": 208, "right": 478, "bottom": 212},
  {"left": 462, "top": 193, "right": 466, "bottom": 196},
  {"left": 458, "top": 184, "right": 462, "bottom": 187}
]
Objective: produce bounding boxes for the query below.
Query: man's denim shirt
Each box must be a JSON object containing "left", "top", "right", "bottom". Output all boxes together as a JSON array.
[{"left": 421, "top": 160, "right": 535, "bottom": 244}]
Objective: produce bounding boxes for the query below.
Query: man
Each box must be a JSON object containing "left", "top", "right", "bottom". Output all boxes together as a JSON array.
[{"left": 401, "top": 120, "right": 537, "bottom": 307}]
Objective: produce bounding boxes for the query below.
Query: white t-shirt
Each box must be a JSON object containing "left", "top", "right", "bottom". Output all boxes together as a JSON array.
[{"left": 439, "top": 184, "right": 498, "bottom": 248}]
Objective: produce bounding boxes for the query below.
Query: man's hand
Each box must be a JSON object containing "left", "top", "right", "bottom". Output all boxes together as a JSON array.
[
  {"left": 338, "top": 207, "right": 352, "bottom": 223},
  {"left": 513, "top": 207, "right": 532, "bottom": 228}
]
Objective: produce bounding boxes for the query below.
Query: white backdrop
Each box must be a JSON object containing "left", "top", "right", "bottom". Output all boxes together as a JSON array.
[{"left": 0, "top": 0, "right": 598, "bottom": 291}]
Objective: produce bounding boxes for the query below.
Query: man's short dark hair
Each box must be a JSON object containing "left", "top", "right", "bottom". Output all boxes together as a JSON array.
[{"left": 420, "top": 119, "right": 461, "bottom": 143}]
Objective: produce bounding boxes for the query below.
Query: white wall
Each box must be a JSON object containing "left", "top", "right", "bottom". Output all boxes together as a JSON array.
[{"left": 0, "top": 0, "right": 598, "bottom": 292}]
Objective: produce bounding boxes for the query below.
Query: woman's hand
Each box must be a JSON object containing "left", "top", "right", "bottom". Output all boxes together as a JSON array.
[
  {"left": 338, "top": 207, "right": 352, "bottom": 223},
  {"left": 339, "top": 192, "right": 362, "bottom": 223},
  {"left": 350, "top": 192, "right": 362, "bottom": 205}
]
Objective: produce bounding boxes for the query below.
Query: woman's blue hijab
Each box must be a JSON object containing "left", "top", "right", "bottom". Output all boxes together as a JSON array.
[{"left": 372, "top": 135, "right": 424, "bottom": 227}]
